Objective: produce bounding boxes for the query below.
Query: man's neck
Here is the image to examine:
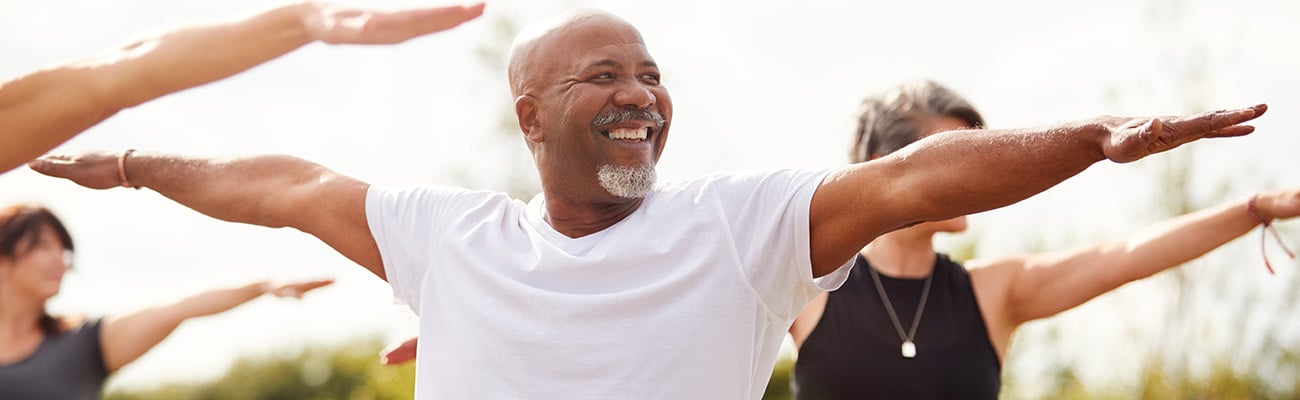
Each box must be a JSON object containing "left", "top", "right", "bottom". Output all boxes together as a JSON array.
[{"left": 540, "top": 193, "right": 644, "bottom": 238}]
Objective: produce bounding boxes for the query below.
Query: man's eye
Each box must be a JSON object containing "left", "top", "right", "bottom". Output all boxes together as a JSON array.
[
  {"left": 595, "top": 72, "right": 613, "bottom": 79},
  {"left": 641, "top": 74, "right": 661, "bottom": 84}
]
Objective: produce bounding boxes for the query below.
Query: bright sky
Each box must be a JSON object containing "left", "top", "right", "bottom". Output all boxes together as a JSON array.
[{"left": 2, "top": 0, "right": 1298, "bottom": 395}]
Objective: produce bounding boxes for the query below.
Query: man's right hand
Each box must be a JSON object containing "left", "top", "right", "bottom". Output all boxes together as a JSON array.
[
  {"left": 1100, "top": 104, "right": 1267, "bottom": 163},
  {"left": 29, "top": 151, "right": 129, "bottom": 190}
]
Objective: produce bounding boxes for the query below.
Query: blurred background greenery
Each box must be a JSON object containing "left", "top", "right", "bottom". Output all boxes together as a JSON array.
[
  {"left": 105, "top": 340, "right": 414, "bottom": 400},
  {"left": 104, "top": 328, "right": 1298, "bottom": 399}
]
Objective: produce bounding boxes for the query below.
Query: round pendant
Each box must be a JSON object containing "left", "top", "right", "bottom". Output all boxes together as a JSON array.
[{"left": 901, "top": 340, "right": 917, "bottom": 358}]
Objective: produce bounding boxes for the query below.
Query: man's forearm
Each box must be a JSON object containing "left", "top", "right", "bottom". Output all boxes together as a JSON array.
[
  {"left": 128, "top": 152, "right": 329, "bottom": 229},
  {"left": 886, "top": 119, "right": 1107, "bottom": 223}
]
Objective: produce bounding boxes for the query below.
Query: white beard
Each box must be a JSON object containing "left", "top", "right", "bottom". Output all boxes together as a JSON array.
[{"left": 597, "top": 164, "right": 657, "bottom": 199}]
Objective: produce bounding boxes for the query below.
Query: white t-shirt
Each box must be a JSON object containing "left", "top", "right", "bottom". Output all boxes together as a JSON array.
[{"left": 367, "top": 168, "right": 853, "bottom": 399}]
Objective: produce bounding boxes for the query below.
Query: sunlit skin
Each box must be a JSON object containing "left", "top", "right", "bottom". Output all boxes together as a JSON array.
[{"left": 510, "top": 10, "right": 672, "bottom": 237}]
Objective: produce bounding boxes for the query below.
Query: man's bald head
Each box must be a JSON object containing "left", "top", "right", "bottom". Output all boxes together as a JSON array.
[
  {"left": 504, "top": 9, "right": 671, "bottom": 203},
  {"left": 507, "top": 9, "right": 643, "bottom": 97}
]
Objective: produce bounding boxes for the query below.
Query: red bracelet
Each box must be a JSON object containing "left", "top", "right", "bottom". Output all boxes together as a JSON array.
[
  {"left": 1248, "top": 194, "right": 1294, "bottom": 275},
  {"left": 117, "top": 149, "right": 137, "bottom": 189}
]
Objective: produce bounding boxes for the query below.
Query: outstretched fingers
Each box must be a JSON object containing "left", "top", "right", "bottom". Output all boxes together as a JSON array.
[
  {"left": 386, "top": 3, "right": 486, "bottom": 35},
  {"left": 1203, "top": 124, "right": 1256, "bottom": 138},
  {"left": 271, "top": 278, "right": 336, "bottom": 299},
  {"left": 315, "top": 2, "right": 486, "bottom": 44},
  {"left": 28, "top": 155, "right": 66, "bottom": 175},
  {"left": 1106, "top": 104, "right": 1268, "bottom": 163},
  {"left": 28, "top": 152, "right": 123, "bottom": 189},
  {"left": 380, "top": 337, "right": 419, "bottom": 366},
  {"left": 1170, "top": 104, "right": 1267, "bottom": 137}
]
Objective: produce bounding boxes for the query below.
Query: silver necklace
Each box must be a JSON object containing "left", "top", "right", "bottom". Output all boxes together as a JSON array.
[{"left": 867, "top": 263, "right": 933, "bottom": 359}]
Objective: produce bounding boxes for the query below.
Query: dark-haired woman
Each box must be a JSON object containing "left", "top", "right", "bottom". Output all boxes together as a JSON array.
[{"left": 0, "top": 204, "right": 332, "bottom": 399}]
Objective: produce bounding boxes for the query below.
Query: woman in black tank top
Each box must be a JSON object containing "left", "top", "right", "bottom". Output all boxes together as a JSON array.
[{"left": 787, "top": 80, "right": 1300, "bottom": 399}]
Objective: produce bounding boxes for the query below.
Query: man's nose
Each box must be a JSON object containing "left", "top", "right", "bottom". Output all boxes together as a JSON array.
[{"left": 614, "top": 81, "right": 656, "bottom": 110}]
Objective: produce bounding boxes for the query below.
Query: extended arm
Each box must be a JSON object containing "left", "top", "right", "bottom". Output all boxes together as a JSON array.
[
  {"left": 808, "top": 105, "right": 1267, "bottom": 276},
  {"left": 30, "top": 151, "right": 383, "bottom": 277},
  {"left": 977, "top": 188, "right": 1300, "bottom": 328},
  {"left": 99, "top": 279, "right": 333, "bottom": 372},
  {"left": 380, "top": 337, "right": 420, "bottom": 366},
  {"left": 0, "top": 1, "right": 484, "bottom": 173}
]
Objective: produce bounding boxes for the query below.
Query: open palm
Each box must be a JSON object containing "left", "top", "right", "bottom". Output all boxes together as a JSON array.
[{"left": 305, "top": 3, "right": 485, "bottom": 45}]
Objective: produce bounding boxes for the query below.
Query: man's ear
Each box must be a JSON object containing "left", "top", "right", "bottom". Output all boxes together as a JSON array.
[{"left": 515, "top": 96, "right": 542, "bottom": 143}]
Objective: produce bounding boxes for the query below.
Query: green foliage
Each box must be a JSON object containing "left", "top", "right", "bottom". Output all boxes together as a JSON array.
[
  {"left": 104, "top": 339, "right": 414, "bottom": 400},
  {"left": 762, "top": 355, "right": 794, "bottom": 400},
  {"left": 1015, "top": 359, "right": 1293, "bottom": 400}
]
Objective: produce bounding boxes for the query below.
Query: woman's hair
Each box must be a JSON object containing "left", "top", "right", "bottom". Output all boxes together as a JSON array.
[
  {"left": 0, "top": 204, "right": 75, "bottom": 335},
  {"left": 851, "top": 79, "right": 984, "bottom": 163}
]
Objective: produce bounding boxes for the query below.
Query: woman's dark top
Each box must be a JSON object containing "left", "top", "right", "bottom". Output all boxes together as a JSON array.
[
  {"left": 0, "top": 318, "right": 109, "bottom": 400},
  {"left": 792, "top": 253, "right": 1001, "bottom": 399}
]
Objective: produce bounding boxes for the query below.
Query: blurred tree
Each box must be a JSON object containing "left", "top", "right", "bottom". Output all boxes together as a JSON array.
[
  {"left": 1011, "top": 0, "right": 1300, "bottom": 397},
  {"left": 443, "top": 13, "right": 540, "bottom": 200}
]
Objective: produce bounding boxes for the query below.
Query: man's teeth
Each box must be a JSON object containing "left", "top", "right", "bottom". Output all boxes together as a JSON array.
[{"left": 608, "top": 127, "right": 648, "bottom": 140}]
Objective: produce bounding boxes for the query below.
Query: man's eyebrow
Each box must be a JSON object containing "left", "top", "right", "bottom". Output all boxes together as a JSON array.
[
  {"left": 586, "top": 59, "right": 617, "bottom": 68},
  {"left": 582, "top": 60, "right": 658, "bottom": 69}
]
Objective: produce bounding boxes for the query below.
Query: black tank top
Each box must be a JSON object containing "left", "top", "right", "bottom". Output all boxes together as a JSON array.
[{"left": 792, "top": 253, "right": 1001, "bottom": 399}]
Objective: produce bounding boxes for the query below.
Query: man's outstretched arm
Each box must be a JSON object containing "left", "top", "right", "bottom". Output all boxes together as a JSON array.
[
  {"left": 808, "top": 104, "right": 1267, "bottom": 276},
  {"left": 29, "top": 151, "right": 385, "bottom": 279},
  {"left": 0, "top": 1, "right": 484, "bottom": 173}
]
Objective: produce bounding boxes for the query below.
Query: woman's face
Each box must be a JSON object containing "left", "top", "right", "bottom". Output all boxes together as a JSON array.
[
  {"left": 918, "top": 215, "right": 969, "bottom": 234},
  {"left": 1, "top": 226, "right": 72, "bottom": 300},
  {"left": 902, "top": 114, "right": 975, "bottom": 235}
]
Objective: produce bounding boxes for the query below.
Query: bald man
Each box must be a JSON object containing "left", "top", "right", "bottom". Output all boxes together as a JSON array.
[{"left": 32, "top": 8, "right": 1266, "bottom": 399}]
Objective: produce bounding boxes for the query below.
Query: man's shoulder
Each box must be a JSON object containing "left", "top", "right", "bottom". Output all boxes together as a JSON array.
[
  {"left": 654, "top": 167, "right": 835, "bottom": 194},
  {"left": 369, "top": 184, "right": 516, "bottom": 202},
  {"left": 366, "top": 184, "right": 524, "bottom": 220}
]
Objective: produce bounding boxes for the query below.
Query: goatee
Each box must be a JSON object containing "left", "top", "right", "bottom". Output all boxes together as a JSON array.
[{"left": 597, "top": 164, "right": 657, "bottom": 198}]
